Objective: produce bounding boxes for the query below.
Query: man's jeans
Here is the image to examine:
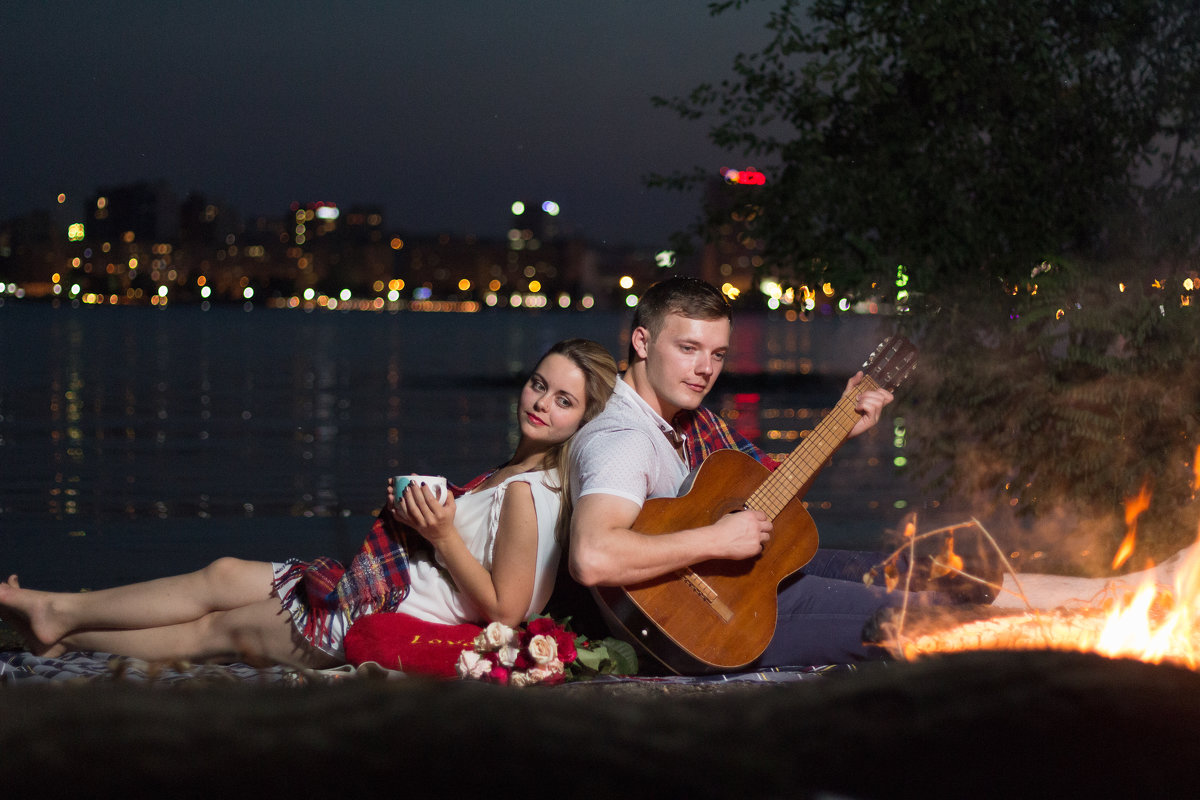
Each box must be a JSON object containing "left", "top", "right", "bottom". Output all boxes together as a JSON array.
[{"left": 756, "top": 548, "right": 953, "bottom": 667}]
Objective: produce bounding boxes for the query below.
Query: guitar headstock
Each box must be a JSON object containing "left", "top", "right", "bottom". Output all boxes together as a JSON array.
[{"left": 863, "top": 335, "right": 918, "bottom": 392}]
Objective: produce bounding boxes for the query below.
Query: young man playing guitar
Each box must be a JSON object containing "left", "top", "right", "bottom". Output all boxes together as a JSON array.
[{"left": 566, "top": 276, "right": 969, "bottom": 670}]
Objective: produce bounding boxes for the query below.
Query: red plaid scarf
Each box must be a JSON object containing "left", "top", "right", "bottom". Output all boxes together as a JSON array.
[
  {"left": 673, "top": 406, "right": 780, "bottom": 471},
  {"left": 275, "top": 472, "right": 495, "bottom": 645}
]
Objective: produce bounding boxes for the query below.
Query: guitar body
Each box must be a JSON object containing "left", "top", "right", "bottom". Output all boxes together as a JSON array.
[{"left": 594, "top": 448, "right": 819, "bottom": 674}]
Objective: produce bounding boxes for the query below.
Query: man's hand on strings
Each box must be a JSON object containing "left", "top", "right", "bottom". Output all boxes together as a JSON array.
[{"left": 842, "top": 371, "right": 894, "bottom": 438}]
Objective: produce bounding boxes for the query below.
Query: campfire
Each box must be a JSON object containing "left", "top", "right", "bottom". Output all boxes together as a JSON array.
[{"left": 878, "top": 455, "right": 1200, "bottom": 669}]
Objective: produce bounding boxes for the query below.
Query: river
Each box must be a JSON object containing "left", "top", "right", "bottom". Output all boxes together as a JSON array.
[{"left": 0, "top": 302, "right": 925, "bottom": 591}]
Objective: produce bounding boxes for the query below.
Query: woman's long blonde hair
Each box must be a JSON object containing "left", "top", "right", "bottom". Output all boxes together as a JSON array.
[{"left": 532, "top": 338, "right": 617, "bottom": 541}]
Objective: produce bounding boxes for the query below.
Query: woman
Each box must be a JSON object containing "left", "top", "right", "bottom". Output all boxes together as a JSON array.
[{"left": 0, "top": 339, "right": 617, "bottom": 670}]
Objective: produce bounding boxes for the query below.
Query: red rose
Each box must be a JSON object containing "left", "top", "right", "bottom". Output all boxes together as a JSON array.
[
  {"left": 488, "top": 665, "right": 510, "bottom": 684},
  {"left": 527, "top": 617, "right": 559, "bottom": 636},
  {"left": 553, "top": 630, "right": 578, "bottom": 663}
]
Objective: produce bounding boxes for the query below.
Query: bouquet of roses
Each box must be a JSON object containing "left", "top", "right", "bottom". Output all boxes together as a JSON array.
[{"left": 455, "top": 616, "right": 637, "bottom": 686}]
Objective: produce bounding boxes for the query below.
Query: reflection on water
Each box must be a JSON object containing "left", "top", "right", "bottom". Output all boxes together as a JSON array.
[{"left": 1, "top": 304, "right": 926, "bottom": 587}]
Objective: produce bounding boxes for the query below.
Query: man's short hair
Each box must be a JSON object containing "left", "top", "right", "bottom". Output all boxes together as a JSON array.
[{"left": 629, "top": 277, "right": 732, "bottom": 363}]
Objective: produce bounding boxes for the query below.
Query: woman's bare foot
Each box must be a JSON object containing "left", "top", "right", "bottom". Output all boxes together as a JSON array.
[{"left": 0, "top": 575, "right": 70, "bottom": 656}]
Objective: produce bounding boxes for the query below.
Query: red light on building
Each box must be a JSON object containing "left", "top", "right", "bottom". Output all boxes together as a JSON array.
[
  {"left": 733, "top": 392, "right": 762, "bottom": 440},
  {"left": 722, "top": 168, "right": 767, "bottom": 185}
]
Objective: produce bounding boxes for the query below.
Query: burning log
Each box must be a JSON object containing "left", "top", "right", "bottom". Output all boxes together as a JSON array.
[
  {"left": 884, "top": 606, "right": 1158, "bottom": 659},
  {"left": 874, "top": 508, "right": 1200, "bottom": 670}
]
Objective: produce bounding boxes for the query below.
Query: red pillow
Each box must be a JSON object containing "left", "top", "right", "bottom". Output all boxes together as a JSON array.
[{"left": 344, "top": 613, "right": 483, "bottom": 678}]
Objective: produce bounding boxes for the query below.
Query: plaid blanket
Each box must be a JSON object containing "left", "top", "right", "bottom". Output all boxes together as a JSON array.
[
  {"left": 273, "top": 513, "right": 414, "bottom": 645},
  {"left": 273, "top": 472, "right": 496, "bottom": 646},
  {"left": 0, "top": 648, "right": 298, "bottom": 685}
]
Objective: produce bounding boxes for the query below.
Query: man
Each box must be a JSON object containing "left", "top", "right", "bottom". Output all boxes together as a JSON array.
[{"left": 567, "top": 276, "right": 954, "bottom": 668}]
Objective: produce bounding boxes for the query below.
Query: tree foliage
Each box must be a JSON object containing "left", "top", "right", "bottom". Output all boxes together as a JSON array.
[
  {"left": 655, "top": 0, "right": 1200, "bottom": 557},
  {"left": 912, "top": 258, "right": 1200, "bottom": 561}
]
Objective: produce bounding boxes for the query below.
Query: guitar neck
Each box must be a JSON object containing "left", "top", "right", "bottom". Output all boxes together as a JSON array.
[{"left": 747, "top": 374, "right": 881, "bottom": 519}]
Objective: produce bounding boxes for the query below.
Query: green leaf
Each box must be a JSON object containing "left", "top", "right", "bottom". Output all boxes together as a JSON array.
[
  {"left": 570, "top": 636, "right": 639, "bottom": 678},
  {"left": 603, "top": 639, "right": 639, "bottom": 675}
]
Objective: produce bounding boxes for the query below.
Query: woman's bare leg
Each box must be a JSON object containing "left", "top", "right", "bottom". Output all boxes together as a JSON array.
[
  {"left": 0, "top": 558, "right": 276, "bottom": 653},
  {"left": 58, "top": 597, "right": 341, "bottom": 669}
]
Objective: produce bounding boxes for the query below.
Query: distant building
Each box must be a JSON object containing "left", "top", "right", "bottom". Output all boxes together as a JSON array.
[
  {"left": 0, "top": 210, "right": 64, "bottom": 293},
  {"left": 88, "top": 181, "right": 179, "bottom": 245},
  {"left": 271, "top": 202, "right": 392, "bottom": 297},
  {"left": 179, "top": 192, "right": 240, "bottom": 251},
  {"left": 699, "top": 175, "right": 764, "bottom": 301}
]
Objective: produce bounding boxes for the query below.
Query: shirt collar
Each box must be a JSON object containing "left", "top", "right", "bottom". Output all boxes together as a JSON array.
[{"left": 617, "top": 375, "right": 687, "bottom": 450}]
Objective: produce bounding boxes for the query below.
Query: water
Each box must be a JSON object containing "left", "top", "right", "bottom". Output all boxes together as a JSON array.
[{"left": 0, "top": 302, "right": 924, "bottom": 591}]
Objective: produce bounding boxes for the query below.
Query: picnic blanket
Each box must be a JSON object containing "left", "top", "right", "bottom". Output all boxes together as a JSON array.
[
  {"left": 0, "top": 647, "right": 848, "bottom": 687},
  {"left": 0, "top": 648, "right": 307, "bottom": 685}
]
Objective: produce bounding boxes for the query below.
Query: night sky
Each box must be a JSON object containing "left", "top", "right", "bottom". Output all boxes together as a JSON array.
[{"left": 2, "top": 2, "right": 776, "bottom": 246}]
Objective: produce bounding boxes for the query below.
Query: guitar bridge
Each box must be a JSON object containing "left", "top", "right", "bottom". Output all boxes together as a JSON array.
[{"left": 677, "top": 568, "right": 734, "bottom": 623}]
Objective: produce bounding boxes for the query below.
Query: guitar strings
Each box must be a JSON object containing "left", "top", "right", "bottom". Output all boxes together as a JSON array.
[{"left": 747, "top": 375, "right": 882, "bottom": 519}]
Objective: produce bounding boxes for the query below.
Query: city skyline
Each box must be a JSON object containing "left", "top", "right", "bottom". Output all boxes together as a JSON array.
[
  {"left": 3, "top": 175, "right": 765, "bottom": 313},
  {"left": 2, "top": 2, "right": 777, "bottom": 248}
]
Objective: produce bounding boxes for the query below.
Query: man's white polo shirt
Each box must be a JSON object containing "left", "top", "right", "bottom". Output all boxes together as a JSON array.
[{"left": 568, "top": 377, "right": 689, "bottom": 507}]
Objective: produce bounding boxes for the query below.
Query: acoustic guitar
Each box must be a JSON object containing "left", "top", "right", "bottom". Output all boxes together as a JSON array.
[{"left": 593, "top": 336, "right": 918, "bottom": 674}]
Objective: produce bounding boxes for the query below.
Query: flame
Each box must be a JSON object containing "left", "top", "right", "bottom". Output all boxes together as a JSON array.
[
  {"left": 1094, "top": 530, "right": 1200, "bottom": 668},
  {"left": 883, "top": 562, "right": 900, "bottom": 592},
  {"left": 1192, "top": 444, "right": 1200, "bottom": 495},
  {"left": 1112, "top": 482, "right": 1151, "bottom": 570},
  {"left": 1111, "top": 532, "right": 1138, "bottom": 571},
  {"left": 928, "top": 534, "right": 965, "bottom": 580},
  {"left": 890, "top": 517, "right": 1200, "bottom": 671}
]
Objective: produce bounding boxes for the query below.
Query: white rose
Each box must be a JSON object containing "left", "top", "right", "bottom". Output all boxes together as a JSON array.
[
  {"left": 497, "top": 644, "right": 520, "bottom": 667},
  {"left": 528, "top": 662, "right": 564, "bottom": 686},
  {"left": 455, "top": 650, "right": 493, "bottom": 680},
  {"left": 509, "top": 670, "right": 533, "bottom": 688},
  {"left": 527, "top": 634, "right": 558, "bottom": 665},
  {"left": 475, "top": 622, "right": 516, "bottom": 652}
]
